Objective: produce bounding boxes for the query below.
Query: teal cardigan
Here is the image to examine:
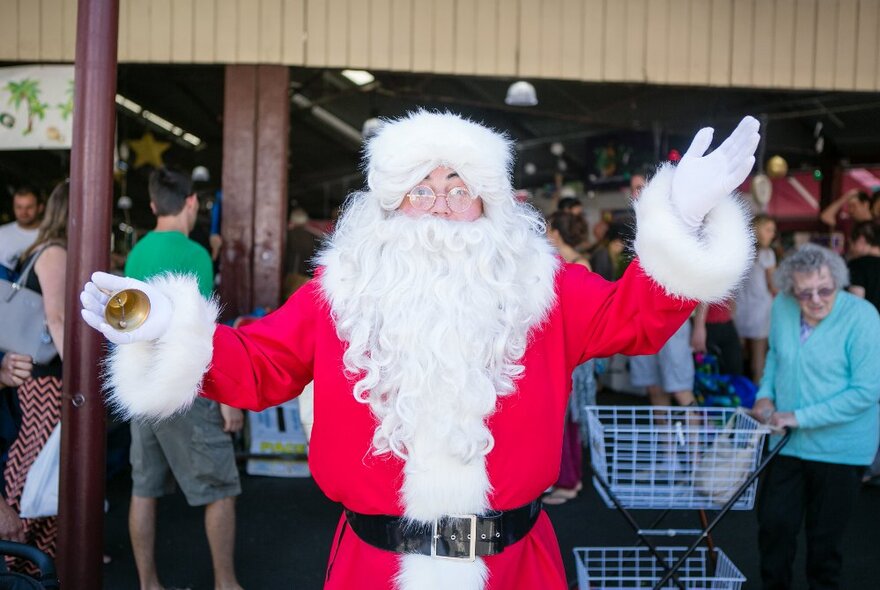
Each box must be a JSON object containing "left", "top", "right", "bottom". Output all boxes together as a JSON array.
[{"left": 756, "top": 290, "right": 880, "bottom": 466}]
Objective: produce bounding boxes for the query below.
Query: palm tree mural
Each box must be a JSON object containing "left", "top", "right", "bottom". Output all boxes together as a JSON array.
[
  {"left": 57, "top": 80, "right": 74, "bottom": 121},
  {"left": 5, "top": 78, "right": 49, "bottom": 135}
]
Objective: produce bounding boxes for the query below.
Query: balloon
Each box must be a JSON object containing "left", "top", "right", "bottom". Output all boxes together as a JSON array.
[{"left": 766, "top": 155, "right": 788, "bottom": 179}]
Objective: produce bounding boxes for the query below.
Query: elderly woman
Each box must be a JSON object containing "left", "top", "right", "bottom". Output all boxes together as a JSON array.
[{"left": 754, "top": 243, "right": 880, "bottom": 590}]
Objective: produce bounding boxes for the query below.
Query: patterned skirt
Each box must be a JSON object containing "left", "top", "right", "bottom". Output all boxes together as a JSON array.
[{"left": 3, "top": 375, "right": 62, "bottom": 573}]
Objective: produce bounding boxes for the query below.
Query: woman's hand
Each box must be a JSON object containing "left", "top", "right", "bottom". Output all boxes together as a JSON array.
[
  {"left": 0, "top": 500, "right": 24, "bottom": 542},
  {"left": 751, "top": 398, "right": 776, "bottom": 424},
  {"left": 770, "top": 411, "right": 798, "bottom": 429},
  {"left": 0, "top": 353, "right": 33, "bottom": 388}
]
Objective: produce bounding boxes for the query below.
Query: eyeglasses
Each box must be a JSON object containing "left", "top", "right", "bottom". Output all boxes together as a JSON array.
[
  {"left": 406, "top": 185, "right": 476, "bottom": 213},
  {"left": 793, "top": 287, "right": 836, "bottom": 301}
]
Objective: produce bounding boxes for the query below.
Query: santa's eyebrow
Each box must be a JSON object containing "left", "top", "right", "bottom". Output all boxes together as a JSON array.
[{"left": 421, "top": 172, "right": 461, "bottom": 181}]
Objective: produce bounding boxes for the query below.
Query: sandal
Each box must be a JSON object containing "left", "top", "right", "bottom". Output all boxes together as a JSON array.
[{"left": 542, "top": 487, "right": 579, "bottom": 505}]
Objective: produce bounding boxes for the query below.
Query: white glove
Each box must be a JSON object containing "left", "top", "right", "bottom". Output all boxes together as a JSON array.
[
  {"left": 671, "top": 116, "right": 761, "bottom": 231},
  {"left": 80, "top": 272, "right": 173, "bottom": 345}
]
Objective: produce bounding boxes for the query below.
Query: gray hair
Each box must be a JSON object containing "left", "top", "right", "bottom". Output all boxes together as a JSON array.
[{"left": 774, "top": 243, "right": 849, "bottom": 294}]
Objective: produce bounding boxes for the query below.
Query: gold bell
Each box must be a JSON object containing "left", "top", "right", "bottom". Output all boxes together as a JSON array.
[{"left": 104, "top": 289, "right": 151, "bottom": 332}]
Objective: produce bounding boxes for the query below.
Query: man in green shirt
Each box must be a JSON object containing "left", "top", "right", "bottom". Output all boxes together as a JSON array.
[{"left": 125, "top": 168, "right": 244, "bottom": 590}]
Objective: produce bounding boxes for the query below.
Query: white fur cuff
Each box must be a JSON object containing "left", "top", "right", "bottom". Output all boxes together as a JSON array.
[
  {"left": 633, "top": 164, "right": 754, "bottom": 302},
  {"left": 104, "top": 274, "right": 218, "bottom": 420}
]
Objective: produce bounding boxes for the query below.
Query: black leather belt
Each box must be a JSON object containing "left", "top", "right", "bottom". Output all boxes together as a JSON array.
[{"left": 344, "top": 500, "right": 542, "bottom": 561}]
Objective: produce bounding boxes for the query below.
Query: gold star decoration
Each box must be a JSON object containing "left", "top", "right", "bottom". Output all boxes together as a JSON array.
[{"left": 127, "top": 131, "right": 171, "bottom": 169}]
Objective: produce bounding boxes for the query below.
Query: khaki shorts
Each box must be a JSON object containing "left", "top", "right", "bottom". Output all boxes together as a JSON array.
[{"left": 130, "top": 397, "right": 241, "bottom": 506}]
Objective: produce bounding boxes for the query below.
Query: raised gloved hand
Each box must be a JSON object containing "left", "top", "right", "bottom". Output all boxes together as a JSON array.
[
  {"left": 671, "top": 116, "right": 761, "bottom": 231},
  {"left": 80, "top": 272, "right": 173, "bottom": 345}
]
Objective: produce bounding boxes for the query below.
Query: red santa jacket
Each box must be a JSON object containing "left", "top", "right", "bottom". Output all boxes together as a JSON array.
[{"left": 199, "top": 259, "right": 695, "bottom": 589}]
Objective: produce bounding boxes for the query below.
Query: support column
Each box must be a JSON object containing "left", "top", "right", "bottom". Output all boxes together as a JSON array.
[
  {"left": 58, "top": 0, "right": 118, "bottom": 586},
  {"left": 220, "top": 65, "right": 289, "bottom": 320}
]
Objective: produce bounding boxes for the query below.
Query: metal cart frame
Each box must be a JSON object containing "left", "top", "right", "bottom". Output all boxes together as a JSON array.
[{"left": 580, "top": 405, "right": 791, "bottom": 589}]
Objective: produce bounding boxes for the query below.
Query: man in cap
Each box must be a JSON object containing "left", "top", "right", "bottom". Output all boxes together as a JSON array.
[{"left": 81, "top": 111, "right": 759, "bottom": 590}]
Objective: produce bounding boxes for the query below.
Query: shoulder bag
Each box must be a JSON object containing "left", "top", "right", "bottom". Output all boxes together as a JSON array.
[{"left": 0, "top": 246, "right": 58, "bottom": 365}]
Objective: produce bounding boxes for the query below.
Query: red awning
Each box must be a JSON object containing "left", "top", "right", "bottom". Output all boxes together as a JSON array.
[
  {"left": 841, "top": 167, "right": 880, "bottom": 195},
  {"left": 742, "top": 171, "right": 820, "bottom": 220}
]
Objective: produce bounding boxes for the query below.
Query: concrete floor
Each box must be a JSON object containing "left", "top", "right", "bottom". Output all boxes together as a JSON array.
[
  {"left": 100, "top": 387, "right": 880, "bottom": 589},
  {"left": 100, "top": 455, "right": 880, "bottom": 589}
]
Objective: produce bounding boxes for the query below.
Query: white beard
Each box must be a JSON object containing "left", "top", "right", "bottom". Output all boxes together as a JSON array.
[
  {"left": 318, "top": 196, "right": 557, "bottom": 590},
  {"left": 319, "top": 196, "right": 558, "bottom": 515}
]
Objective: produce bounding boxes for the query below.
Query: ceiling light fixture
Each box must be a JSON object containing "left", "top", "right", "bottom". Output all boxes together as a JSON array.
[
  {"left": 115, "top": 93, "right": 203, "bottom": 148},
  {"left": 505, "top": 81, "right": 538, "bottom": 106},
  {"left": 341, "top": 69, "right": 375, "bottom": 86}
]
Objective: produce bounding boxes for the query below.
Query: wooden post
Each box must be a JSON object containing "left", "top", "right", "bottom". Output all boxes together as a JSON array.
[
  {"left": 58, "top": 0, "right": 118, "bottom": 586},
  {"left": 220, "top": 65, "right": 289, "bottom": 319},
  {"left": 219, "top": 65, "right": 258, "bottom": 319}
]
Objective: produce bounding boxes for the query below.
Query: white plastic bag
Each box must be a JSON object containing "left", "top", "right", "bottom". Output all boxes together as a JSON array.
[
  {"left": 19, "top": 423, "right": 60, "bottom": 519},
  {"left": 694, "top": 412, "right": 759, "bottom": 505}
]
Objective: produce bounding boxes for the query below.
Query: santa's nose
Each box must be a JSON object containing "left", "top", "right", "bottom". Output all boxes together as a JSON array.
[{"left": 429, "top": 195, "right": 452, "bottom": 215}]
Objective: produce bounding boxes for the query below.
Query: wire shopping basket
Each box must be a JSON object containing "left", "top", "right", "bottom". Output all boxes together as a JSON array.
[
  {"left": 574, "top": 546, "right": 745, "bottom": 590},
  {"left": 585, "top": 406, "right": 774, "bottom": 511}
]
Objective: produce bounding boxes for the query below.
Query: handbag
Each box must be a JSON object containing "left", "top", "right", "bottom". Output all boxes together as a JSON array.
[
  {"left": 0, "top": 245, "right": 58, "bottom": 365},
  {"left": 693, "top": 409, "right": 761, "bottom": 505},
  {"left": 19, "top": 422, "right": 61, "bottom": 519}
]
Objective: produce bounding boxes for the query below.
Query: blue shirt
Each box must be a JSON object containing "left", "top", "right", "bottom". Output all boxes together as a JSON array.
[{"left": 757, "top": 290, "right": 880, "bottom": 466}]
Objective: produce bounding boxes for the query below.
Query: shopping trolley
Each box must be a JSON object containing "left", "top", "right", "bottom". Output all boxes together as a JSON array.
[{"left": 575, "top": 405, "right": 790, "bottom": 589}]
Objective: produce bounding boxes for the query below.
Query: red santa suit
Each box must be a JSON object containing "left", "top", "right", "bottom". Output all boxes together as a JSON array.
[
  {"left": 97, "top": 112, "right": 755, "bottom": 590},
  {"left": 199, "top": 259, "right": 693, "bottom": 589}
]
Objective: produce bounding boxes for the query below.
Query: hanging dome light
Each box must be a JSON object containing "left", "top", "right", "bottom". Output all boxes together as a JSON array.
[
  {"left": 361, "top": 117, "right": 382, "bottom": 139},
  {"left": 505, "top": 81, "right": 538, "bottom": 106},
  {"left": 191, "top": 165, "right": 210, "bottom": 182}
]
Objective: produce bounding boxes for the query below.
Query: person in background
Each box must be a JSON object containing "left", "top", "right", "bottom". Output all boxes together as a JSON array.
[
  {"left": 589, "top": 222, "right": 632, "bottom": 282},
  {"left": 0, "top": 187, "right": 43, "bottom": 279},
  {"left": 846, "top": 221, "right": 880, "bottom": 311},
  {"left": 870, "top": 189, "right": 880, "bottom": 219},
  {"left": 123, "top": 168, "right": 244, "bottom": 590},
  {"left": 692, "top": 299, "right": 743, "bottom": 377},
  {"left": 543, "top": 211, "right": 591, "bottom": 505},
  {"left": 0, "top": 353, "right": 30, "bottom": 496},
  {"left": 846, "top": 221, "right": 880, "bottom": 486},
  {"left": 753, "top": 243, "right": 880, "bottom": 590},
  {"left": 820, "top": 189, "right": 873, "bottom": 251},
  {"left": 0, "top": 183, "right": 66, "bottom": 573},
  {"left": 555, "top": 193, "right": 590, "bottom": 253},
  {"left": 734, "top": 214, "right": 777, "bottom": 384},
  {"left": 628, "top": 169, "right": 696, "bottom": 472},
  {"left": 284, "top": 205, "right": 324, "bottom": 298}
]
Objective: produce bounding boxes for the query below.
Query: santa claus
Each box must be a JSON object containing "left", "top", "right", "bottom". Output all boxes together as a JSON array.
[{"left": 81, "top": 111, "right": 758, "bottom": 589}]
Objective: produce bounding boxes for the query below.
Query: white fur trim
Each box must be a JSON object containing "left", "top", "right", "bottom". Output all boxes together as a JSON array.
[
  {"left": 402, "top": 446, "right": 491, "bottom": 522},
  {"left": 396, "top": 554, "right": 488, "bottom": 590},
  {"left": 104, "top": 274, "right": 218, "bottom": 419},
  {"left": 365, "top": 110, "right": 514, "bottom": 215},
  {"left": 633, "top": 164, "right": 754, "bottom": 302}
]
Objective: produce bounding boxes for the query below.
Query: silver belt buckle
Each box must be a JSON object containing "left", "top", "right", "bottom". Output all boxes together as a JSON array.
[{"left": 431, "top": 514, "right": 477, "bottom": 561}]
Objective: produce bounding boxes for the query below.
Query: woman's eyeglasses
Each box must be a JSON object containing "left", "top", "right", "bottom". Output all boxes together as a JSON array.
[
  {"left": 793, "top": 287, "right": 836, "bottom": 301},
  {"left": 406, "top": 185, "right": 476, "bottom": 213}
]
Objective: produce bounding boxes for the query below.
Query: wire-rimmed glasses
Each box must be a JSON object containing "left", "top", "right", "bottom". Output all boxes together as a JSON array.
[{"left": 405, "top": 185, "right": 477, "bottom": 213}]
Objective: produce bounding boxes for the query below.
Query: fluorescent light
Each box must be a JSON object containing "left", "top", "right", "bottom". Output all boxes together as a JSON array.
[
  {"left": 182, "top": 133, "right": 202, "bottom": 147},
  {"left": 341, "top": 69, "right": 375, "bottom": 86},
  {"left": 142, "top": 110, "right": 175, "bottom": 132},
  {"left": 115, "top": 94, "right": 142, "bottom": 114},
  {"left": 116, "top": 93, "right": 203, "bottom": 148}
]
